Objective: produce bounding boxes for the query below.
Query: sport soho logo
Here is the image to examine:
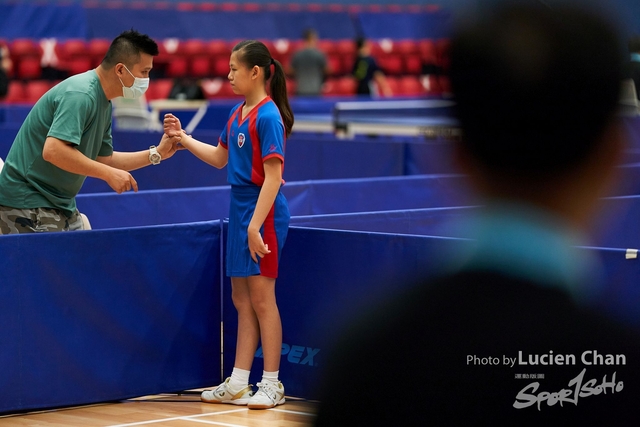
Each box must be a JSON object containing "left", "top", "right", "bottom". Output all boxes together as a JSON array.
[{"left": 467, "top": 350, "right": 626, "bottom": 410}]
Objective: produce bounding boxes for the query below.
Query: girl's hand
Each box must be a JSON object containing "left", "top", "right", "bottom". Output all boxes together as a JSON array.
[
  {"left": 163, "top": 113, "right": 183, "bottom": 137},
  {"left": 248, "top": 227, "right": 271, "bottom": 263}
]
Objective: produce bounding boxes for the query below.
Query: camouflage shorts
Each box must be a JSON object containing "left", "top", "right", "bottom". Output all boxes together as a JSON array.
[{"left": 0, "top": 205, "right": 84, "bottom": 234}]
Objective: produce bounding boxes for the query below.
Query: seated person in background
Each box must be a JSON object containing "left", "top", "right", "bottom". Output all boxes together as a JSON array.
[
  {"left": 0, "top": 41, "right": 12, "bottom": 99},
  {"left": 315, "top": 3, "right": 640, "bottom": 425},
  {"left": 168, "top": 77, "right": 206, "bottom": 100},
  {"left": 352, "top": 36, "right": 391, "bottom": 97},
  {"left": 288, "top": 28, "right": 329, "bottom": 96}
]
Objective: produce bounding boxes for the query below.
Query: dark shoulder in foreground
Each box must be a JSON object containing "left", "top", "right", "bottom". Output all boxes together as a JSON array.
[{"left": 314, "top": 270, "right": 640, "bottom": 426}]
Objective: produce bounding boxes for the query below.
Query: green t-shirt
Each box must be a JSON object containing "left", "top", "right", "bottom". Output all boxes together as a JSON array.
[{"left": 0, "top": 70, "right": 113, "bottom": 216}]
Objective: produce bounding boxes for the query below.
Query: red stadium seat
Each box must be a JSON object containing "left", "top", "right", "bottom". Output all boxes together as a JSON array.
[
  {"left": 146, "top": 78, "right": 173, "bottom": 101},
  {"left": 179, "top": 39, "right": 207, "bottom": 57},
  {"left": 10, "top": 39, "right": 42, "bottom": 61},
  {"left": 154, "top": 38, "right": 180, "bottom": 78},
  {"left": 166, "top": 57, "right": 188, "bottom": 78},
  {"left": 10, "top": 39, "right": 43, "bottom": 80},
  {"left": 67, "top": 57, "right": 93, "bottom": 76},
  {"left": 211, "top": 56, "right": 230, "bottom": 77},
  {"left": 206, "top": 39, "right": 231, "bottom": 57},
  {"left": 369, "top": 39, "right": 386, "bottom": 58},
  {"left": 55, "top": 39, "right": 91, "bottom": 76},
  {"left": 392, "top": 40, "right": 422, "bottom": 75},
  {"left": 334, "top": 39, "right": 357, "bottom": 75},
  {"left": 418, "top": 39, "right": 438, "bottom": 65},
  {"left": 436, "top": 38, "right": 451, "bottom": 71},
  {"left": 439, "top": 75, "right": 452, "bottom": 95},
  {"left": 3, "top": 81, "right": 26, "bottom": 103},
  {"left": 87, "top": 38, "right": 111, "bottom": 67},
  {"left": 24, "top": 80, "right": 53, "bottom": 103},
  {"left": 404, "top": 54, "right": 423, "bottom": 75},
  {"left": 190, "top": 56, "right": 211, "bottom": 78},
  {"left": 394, "top": 39, "right": 418, "bottom": 56},
  {"left": 326, "top": 54, "right": 344, "bottom": 76},
  {"left": 56, "top": 39, "right": 86, "bottom": 60},
  {"left": 272, "top": 38, "right": 294, "bottom": 67},
  {"left": 17, "top": 57, "right": 42, "bottom": 80},
  {"left": 174, "top": 39, "right": 208, "bottom": 78},
  {"left": 378, "top": 54, "right": 403, "bottom": 75},
  {"left": 322, "top": 76, "right": 356, "bottom": 96},
  {"left": 317, "top": 39, "right": 336, "bottom": 56},
  {"left": 421, "top": 74, "right": 442, "bottom": 95},
  {"left": 335, "top": 39, "right": 356, "bottom": 57},
  {"left": 397, "top": 75, "right": 424, "bottom": 96}
]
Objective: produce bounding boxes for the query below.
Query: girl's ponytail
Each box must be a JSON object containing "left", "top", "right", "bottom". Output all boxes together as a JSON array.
[{"left": 270, "top": 59, "right": 294, "bottom": 137}]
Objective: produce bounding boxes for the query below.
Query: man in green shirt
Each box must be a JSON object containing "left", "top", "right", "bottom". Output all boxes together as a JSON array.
[{"left": 0, "top": 30, "right": 182, "bottom": 234}]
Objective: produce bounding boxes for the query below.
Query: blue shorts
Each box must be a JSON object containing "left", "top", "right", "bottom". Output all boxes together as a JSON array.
[{"left": 226, "top": 185, "right": 290, "bottom": 278}]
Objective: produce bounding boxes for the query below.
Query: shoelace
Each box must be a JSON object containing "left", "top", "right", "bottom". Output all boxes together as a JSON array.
[{"left": 256, "top": 382, "right": 279, "bottom": 400}]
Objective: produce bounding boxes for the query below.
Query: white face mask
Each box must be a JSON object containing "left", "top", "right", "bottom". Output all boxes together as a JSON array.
[{"left": 119, "top": 64, "right": 149, "bottom": 99}]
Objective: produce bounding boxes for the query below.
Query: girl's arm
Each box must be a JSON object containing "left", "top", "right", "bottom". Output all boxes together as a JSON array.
[
  {"left": 179, "top": 133, "right": 228, "bottom": 169},
  {"left": 164, "top": 113, "right": 228, "bottom": 169},
  {"left": 247, "top": 157, "right": 282, "bottom": 262}
]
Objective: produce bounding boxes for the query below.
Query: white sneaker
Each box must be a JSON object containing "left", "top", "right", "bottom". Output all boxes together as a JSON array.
[
  {"left": 201, "top": 378, "right": 254, "bottom": 405},
  {"left": 247, "top": 381, "right": 285, "bottom": 409}
]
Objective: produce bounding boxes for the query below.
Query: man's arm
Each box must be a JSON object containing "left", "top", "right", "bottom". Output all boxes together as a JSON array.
[
  {"left": 97, "top": 133, "right": 183, "bottom": 171},
  {"left": 42, "top": 137, "right": 138, "bottom": 193}
]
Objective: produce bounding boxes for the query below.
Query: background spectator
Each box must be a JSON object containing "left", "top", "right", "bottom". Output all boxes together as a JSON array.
[
  {"left": 288, "top": 28, "right": 329, "bottom": 96},
  {"left": 352, "top": 36, "right": 391, "bottom": 97},
  {"left": 0, "top": 42, "right": 12, "bottom": 99}
]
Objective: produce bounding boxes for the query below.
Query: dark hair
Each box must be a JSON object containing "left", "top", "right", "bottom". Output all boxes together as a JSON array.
[
  {"left": 303, "top": 28, "right": 318, "bottom": 41},
  {"left": 233, "top": 40, "right": 294, "bottom": 137},
  {"left": 449, "top": 4, "right": 623, "bottom": 176},
  {"left": 101, "top": 29, "right": 159, "bottom": 69},
  {"left": 355, "top": 37, "right": 366, "bottom": 51}
]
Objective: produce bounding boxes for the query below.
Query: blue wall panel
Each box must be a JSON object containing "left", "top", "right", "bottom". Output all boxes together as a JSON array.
[{"left": 0, "top": 221, "right": 222, "bottom": 413}]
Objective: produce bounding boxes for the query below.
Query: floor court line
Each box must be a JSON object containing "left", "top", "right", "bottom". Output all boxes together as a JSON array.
[
  {"left": 271, "top": 408, "right": 316, "bottom": 416},
  {"left": 181, "top": 418, "right": 248, "bottom": 427},
  {"left": 106, "top": 408, "right": 248, "bottom": 427}
]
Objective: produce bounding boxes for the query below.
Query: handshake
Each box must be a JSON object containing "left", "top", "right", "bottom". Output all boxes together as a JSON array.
[{"left": 155, "top": 113, "right": 190, "bottom": 159}]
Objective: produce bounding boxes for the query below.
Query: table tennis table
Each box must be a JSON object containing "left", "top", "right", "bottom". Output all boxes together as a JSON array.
[{"left": 293, "top": 99, "right": 461, "bottom": 139}]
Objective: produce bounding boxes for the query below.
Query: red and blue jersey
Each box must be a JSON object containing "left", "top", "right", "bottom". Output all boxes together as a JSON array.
[{"left": 218, "top": 97, "right": 286, "bottom": 187}]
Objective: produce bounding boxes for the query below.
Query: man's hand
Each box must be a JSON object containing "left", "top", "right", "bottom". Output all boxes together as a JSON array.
[
  {"left": 106, "top": 168, "right": 138, "bottom": 194},
  {"left": 156, "top": 133, "right": 184, "bottom": 159}
]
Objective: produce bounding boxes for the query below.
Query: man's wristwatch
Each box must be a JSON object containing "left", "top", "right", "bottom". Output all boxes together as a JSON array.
[{"left": 149, "top": 145, "right": 161, "bottom": 165}]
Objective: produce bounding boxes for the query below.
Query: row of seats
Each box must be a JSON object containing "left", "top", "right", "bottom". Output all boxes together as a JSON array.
[
  {"left": 3, "top": 38, "right": 109, "bottom": 80},
  {"left": 81, "top": 1, "right": 442, "bottom": 13},
  {"left": 1, "top": 74, "right": 451, "bottom": 104},
  {"left": 2, "top": 37, "right": 449, "bottom": 80}
]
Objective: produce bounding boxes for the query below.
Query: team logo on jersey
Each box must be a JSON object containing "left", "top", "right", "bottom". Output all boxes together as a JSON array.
[{"left": 238, "top": 133, "right": 245, "bottom": 148}]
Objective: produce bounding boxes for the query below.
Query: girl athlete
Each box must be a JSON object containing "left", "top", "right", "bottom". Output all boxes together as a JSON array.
[{"left": 164, "top": 40, "right": 293, "bottom": 409}]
